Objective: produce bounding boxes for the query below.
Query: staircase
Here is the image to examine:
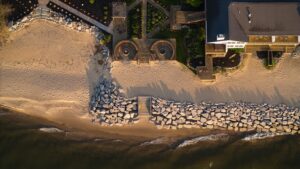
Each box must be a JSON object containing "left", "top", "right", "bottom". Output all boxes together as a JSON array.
[
  {"left": 138, "top": 96, "right": 151, "bottom": 123},
  {"left": 137, "top": 52, "right": 151, "bottom": 64}
]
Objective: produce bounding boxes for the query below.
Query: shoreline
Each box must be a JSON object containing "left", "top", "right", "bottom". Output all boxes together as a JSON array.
[
  {"left": 0, "top": 105, "right": 227, "bottom": 142},
  {"left": 0, "top": 20, "right": 299, "bottom": 143},
  {"left": 1, "top": 105, "right": 296, "bottom": 145}
]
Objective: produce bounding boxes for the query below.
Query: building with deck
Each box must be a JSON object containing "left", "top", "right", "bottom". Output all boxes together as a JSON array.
[{"left": 205, "top": 0, "right": 300, "bottom": 53}]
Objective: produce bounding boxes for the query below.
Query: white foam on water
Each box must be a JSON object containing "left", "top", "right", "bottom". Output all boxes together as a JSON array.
[
  {"left": 39, "top": 127, "right": 64, "bottom": 133},
  {"left": 139, "top": 138, "right": 169, "bottom": 146},
  {"left": 242, "top": 132, "right": 288, "bottom": 141},
  {"left": 177, "top": 133, "right": 229, "bottom": 148}
]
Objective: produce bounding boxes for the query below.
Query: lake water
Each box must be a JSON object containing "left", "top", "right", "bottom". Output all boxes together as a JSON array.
[{"left": 1, "top": 108, "right": 300, "bottom": 169}]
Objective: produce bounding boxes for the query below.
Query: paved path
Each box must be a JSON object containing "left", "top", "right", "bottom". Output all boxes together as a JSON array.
[
  {"left": 141, "top": 0, "right": 147, "bottom": 39},
  {"left": 127, "top": 0, "right": 142, "bottom": 12},
  {"left": 126, "top": 0, "right": 170, "bottom": 39},
  {"left": 38, "top": 0, "right": 50, "bottom": 7},
  {"left": 147, "top": 19, "right": 170, "bottom": 38},
  {"left": 148, "top": 0, "right": 170, "bottom": 17},
  {"left": 50, "top": 0, "right": 113, "bottom": 34}
]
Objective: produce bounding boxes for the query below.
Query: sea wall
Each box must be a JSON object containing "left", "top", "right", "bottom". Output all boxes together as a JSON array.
[
  {"left": 150, "top": 97, "right": 300, "bottom": 134},
  {"left": 89, "top": 80, "right": 138, "bottom": 126}
]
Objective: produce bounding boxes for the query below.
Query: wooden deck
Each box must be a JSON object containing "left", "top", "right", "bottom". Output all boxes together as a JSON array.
[
  {"left": 245, "top": 45, "right": 296, "bottom": 53},
  {"left": 205, "top": 44, "right": 226, "bottom": 56}
]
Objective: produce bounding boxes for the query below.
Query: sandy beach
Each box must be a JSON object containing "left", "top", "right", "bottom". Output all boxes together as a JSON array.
[
  {"left": 0, "top": 20, "right": 300, "bottom": 139},
  {"left": 0, "top": 20, "right": 216, "bottom": 139},
  {"left": 111, "top": 56, "right": 300, "bottom": 106}
]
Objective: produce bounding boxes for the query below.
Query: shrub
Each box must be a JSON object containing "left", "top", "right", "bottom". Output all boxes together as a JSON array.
[
  {"left": 0, "top": 4, "right": 11, "bottom": 46},
  {"left": 185, "top": 0, "right": 203, "bottom": 7},
  {"left": 89, "top": 0, "right": 95, "bottom": 5}
]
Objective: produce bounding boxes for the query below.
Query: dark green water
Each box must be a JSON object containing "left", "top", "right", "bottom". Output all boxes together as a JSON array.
[{"left": 1, "top": 108, "right": 300, "bottom": 169}]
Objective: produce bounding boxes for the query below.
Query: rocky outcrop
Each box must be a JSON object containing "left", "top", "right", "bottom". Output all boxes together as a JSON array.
[
  {"left": 150, "top": 97, "right": 300, "bottom": 134},
  {"left": 89, "top": 80, "right": 138, "bottom": 126}
]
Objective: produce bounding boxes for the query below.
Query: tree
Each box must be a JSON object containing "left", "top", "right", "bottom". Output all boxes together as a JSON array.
[
  {"left": 185, "top": 0, "right": 203, "bottom": 7},
  {"left": 0, "top": 4, "right": 11, "bottom": 46},
  {"left": 89, "top": 0, "right": 95, "bottom": 5}
]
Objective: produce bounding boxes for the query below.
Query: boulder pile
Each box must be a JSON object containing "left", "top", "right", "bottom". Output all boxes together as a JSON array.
[
  {"left": 150, "top": 97, "right": 300, "bottom": 134},
  {"left": 89, "top": 79, "right": 138, "bottom": 126}
]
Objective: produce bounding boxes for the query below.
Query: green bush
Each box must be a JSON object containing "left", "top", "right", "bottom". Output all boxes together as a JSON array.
[
  {"left": 185, "top": 0, "right": 203, "bottom": 7},
  {"left": 89, "top": 0, "right": 95, "bottom": 5},
  {"left": 228, "top": 48, "right": 245, "bottom": 54},
  {"left": 0, "top": 4, "right": 11, "bottom": 46}
]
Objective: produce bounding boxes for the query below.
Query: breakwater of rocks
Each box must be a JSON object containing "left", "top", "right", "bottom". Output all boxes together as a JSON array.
[
  {"left": 8, "top": 6, "right": 104, "bottom": 42},
  {"left": 150, "top": 97, "right": 300, "bottom": 134},
  {"left": 89, "top": 79, "right": 138, "bottom": 126}
]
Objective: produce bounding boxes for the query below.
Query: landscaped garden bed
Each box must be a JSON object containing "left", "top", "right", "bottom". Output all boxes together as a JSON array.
[
  {"left": 257, "top": 51, "right": 283, "bottom": 69},
  {"left": 213, "top": 50, "right": 241, "bottom": 68},
  {"left": 153, "top": 0, "right": 181, "bottom": 10},
  {"left": 146, "top": 3, "right": 168, "bottom": 34},
  {"left": 2, "top": 0, "right": 38, "bottom": 22},
  {"left": 128, "top": 4, "right": 142, "bottom": 38},
  {"left": 153, "top": 0, "right": 204, "bottom": 11},
  {"left": 153, "top": 23, "right": 205, "bottom": 65},
  {"left": 58, "top": 0, "right": 112, "bottom": 26},
  {"left": 188, "top": 57, "right": 205, "bottom": 68},
  {"left": 185, "top": 24, "right": 205, "bottom": 59},
  {"left": 125, "top": 0, "right": 136, "bottom": 6}
]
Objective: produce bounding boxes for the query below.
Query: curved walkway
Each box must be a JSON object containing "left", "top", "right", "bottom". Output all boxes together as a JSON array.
[
  {"left": 148, "top": 0, "right": 170, "bottom": 17},
  {"left": 127, "top": 0, "right": 142, "bottom": 12},
  {"left": 49, "top": 0, "right": 113, "bottom": 34}
]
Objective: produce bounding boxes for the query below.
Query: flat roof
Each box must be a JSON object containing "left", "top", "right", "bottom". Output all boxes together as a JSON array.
[
  {"left": 206, "top": 0, "right": 300, "bottom": 42},
  {"left": 229, "top": 2, "right": 300, "bottom": 42}
]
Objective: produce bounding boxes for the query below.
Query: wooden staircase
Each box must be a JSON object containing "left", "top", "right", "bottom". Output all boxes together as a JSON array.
[
  {"left": 137, "top": 52, "right": 151, "bottom": 64},
  {"left": 138, "top": 96, "right": 151, "bottom": 123}
]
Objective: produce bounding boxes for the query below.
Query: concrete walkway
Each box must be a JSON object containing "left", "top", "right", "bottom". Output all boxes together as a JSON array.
[
  {"left": 50, "top": 0, "right": 113, "bottom": 34},
  {"left": 141, "top": 0, "right": 147, "bottom": 39}
]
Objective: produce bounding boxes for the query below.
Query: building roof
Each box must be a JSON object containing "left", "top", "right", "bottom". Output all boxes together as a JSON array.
[
  {"left": 206, "top": 0, "right": 300, "bottom": 43},
  {"left": 229, "top": 2, "right": 300, "bottom": 42}
]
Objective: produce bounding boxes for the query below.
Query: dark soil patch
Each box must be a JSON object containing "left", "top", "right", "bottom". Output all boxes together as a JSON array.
[
  {"left": 58, "top": 0, "right": 112, "bottom": 26},
  {"left": 189, "top": 57, "right": 205, "bottom": 68},
  {"left": 257, "top": 51, "right": 283, "bottom": 59},
  {"left": 213, "top": 50, "right": 241, "bottom": 68},
  {"left": 2, "top": 0, "right": 38, "bottom": 22},
  {"left": 257, "top": 51, "right": 283, "bottom": 67}
]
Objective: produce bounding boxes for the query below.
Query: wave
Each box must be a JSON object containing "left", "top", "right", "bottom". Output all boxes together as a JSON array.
[
  {"left": 242, "top": 132, "right": 288, "bottom": 141},
  {"left": 112, "top": 139, "right": 123, "bottom": 143},
  {"left": 139, "top": 138, "right": 169, "bottom": 146},
  {"left": 177, "top": 133, "right": 229, "bottom": 148},
  {"left": 39, "top": 127, "right": 64, "bottom": 133}
]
